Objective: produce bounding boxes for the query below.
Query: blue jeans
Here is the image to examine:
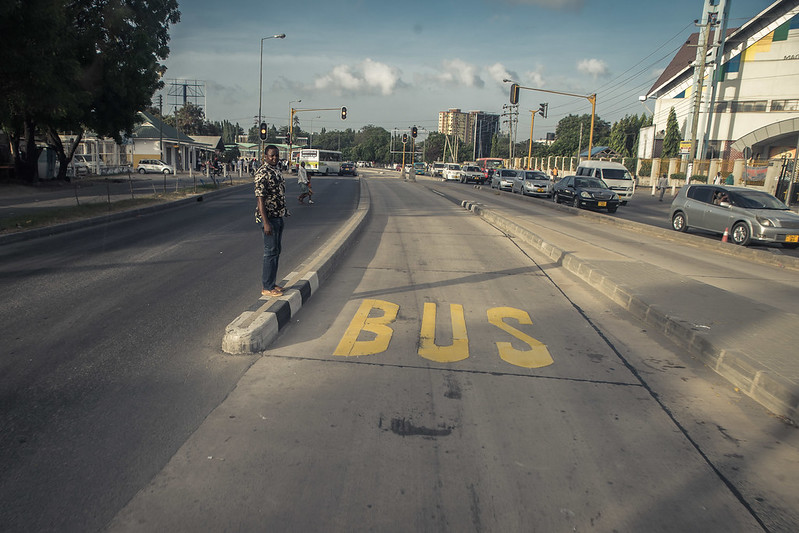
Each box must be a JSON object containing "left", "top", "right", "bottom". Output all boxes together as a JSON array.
[{"left": 262, "top": 217, "right": 284, "bottom": 290}]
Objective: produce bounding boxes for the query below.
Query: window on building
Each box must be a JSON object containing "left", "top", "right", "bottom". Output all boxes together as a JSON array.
[
  {"left": 730, "top": 100, "right": 768, "bottom": 113},
  {"left": 713, "top": 101, "right": 728, "bottom": 113},
  {"left": 771, "top": 99, "right": 799, "bottom": 112}
]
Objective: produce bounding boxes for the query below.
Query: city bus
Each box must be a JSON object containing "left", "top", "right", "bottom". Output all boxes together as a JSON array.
[{"left": 290, "top": 149, "right": 343, "bottom": 175}]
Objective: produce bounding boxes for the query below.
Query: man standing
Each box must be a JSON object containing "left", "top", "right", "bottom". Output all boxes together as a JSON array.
[
  {"left": 255, "top": 145, "right": 287, "bottom": 298},
  {"left": 297, "top": 161, "right": 314, "bottom": 204},
  {"left": 657, "top": 173, "right": 669, "bottom": 201}
]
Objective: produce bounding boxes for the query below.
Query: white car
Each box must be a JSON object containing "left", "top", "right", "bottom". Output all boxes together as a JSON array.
[
  {"left": 443, "top": 163, "right": 463, "bottom": 182},
  {"left": 491, "top": 169, "right": 521, "bottom": 191},
  {"left": 137, "top": 159, "right": 175, "bottom": 174},
  {"left": 460, "top": 165, "right": 484, "bottom": 184}
]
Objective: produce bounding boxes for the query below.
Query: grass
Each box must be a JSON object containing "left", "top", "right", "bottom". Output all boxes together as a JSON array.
[{"left": 0, "top": 181, "right": 243, "bottom": 234}]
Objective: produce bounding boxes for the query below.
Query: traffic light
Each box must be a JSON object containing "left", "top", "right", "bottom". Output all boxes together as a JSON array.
[
  {"left": 411, "top": 126, "right": 418, "bottom": 138},
  {"left": 509, "top": 83, "right": 520, "bottom": 105},
  {"left": 259, "top": 122, "right": 267, "bottom": 141},
  {"left": 341, "top": 106, "right": 347, "bottom": 120},
  {"left": 285, "top": 132, "right": 291, "bottom": 144},
  {"left": 538, "top": 103, "right": 548, "bottom": 118},
  {"left": 402, "top": 133, "right": 408, "bottom": 143}
]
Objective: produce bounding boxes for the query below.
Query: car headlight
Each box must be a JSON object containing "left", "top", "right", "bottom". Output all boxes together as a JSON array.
[
  {"left": 755, "top": 216, "right": 774, "bottom": 227},
  {"left": 611, "top": 193, "right": 619, "bottom": 200},
  {"left": 580, "top": 191, "right": 592, "bottom": 198}
]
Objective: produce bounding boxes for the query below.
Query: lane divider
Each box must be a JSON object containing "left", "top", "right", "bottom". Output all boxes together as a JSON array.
[{"left": 222, "top": 179, "right": 371, "bottom": 354}]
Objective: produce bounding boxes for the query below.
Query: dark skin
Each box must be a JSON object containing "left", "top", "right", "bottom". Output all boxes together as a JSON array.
[{"left": 257, "top": 148, "right": 280, "bottom": 235}]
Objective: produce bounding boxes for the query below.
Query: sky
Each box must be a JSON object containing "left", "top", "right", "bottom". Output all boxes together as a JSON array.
[{"left": 159, "top": 0, "right": 774, "bottom": 141}]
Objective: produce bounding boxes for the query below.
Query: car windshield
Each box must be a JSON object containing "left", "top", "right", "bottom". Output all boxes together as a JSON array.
[
  {"left": 575, "top": 178, "right": 607, "bottom": 189},
  {"left": 447, "top": 164, "right": 461, "bottom": 170},
  {"left": 602, "top": 169, "right": 632, "bottom": 180},
  {"left": 465, "top": 166, "right": 480, "bottom": 172},
  {"left": 728, "top": 190, "right": 789, "bottom": 210},
  {"left": 525, "top": 172, "right": 547, "bottom": 180},
  {"left": 500, "top": 170, "right": 517, "bottom": 177}
]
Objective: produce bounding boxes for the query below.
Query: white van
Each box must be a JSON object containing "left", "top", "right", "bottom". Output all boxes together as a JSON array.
[{"left": 575, "top": 160, "right": 635, "bottom": 204}]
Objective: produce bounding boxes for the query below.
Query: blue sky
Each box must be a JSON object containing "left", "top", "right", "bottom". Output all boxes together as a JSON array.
[{"left": 160, "top": 0, "right": 772, "bottom": 140}]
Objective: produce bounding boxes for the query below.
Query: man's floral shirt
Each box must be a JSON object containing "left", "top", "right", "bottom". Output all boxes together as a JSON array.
[{"left": 254, "top": 163, "right": 287, "bottom": 219}]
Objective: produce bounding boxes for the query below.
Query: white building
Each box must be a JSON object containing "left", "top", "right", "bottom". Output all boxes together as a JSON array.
[{"left": 644, "top": 0, "right": 799, "bottom": 162}]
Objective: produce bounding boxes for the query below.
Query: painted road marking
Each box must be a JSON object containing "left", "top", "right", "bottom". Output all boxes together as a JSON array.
[{"left": 333, "top": 299, "right": 554, "bottom": 369}]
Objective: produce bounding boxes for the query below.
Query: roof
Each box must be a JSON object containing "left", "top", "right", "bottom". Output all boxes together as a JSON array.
[
  {"left": 132, "top": 111, "right": 198, "bottom": 144},
  {"left": 191, "top": 135, "right": 225, "bottom": 151},
  {"left": 578, "top": 146, "right": 622, "bottom": 158}
]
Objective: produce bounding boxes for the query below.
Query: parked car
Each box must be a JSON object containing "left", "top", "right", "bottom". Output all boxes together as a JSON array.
[
  {"left": 339, "top": 162, "right": 357, "bottom": 176},
  {"left": 552, "top": 175, "right": 620, "bottom": 213},
  {"left": 443, "top": 163, "right": 463, "bottom": 182},
  {"left": 431, "top": 161, "right": 446, "bottom": 178},
  {"left": 137, "top": 159, "right": 174, "bottom": 174},
  {"left": 512, "top": 170, "right": 552, "bottom": 197},
  {"left": 460, "top": 165, "right": 484, "bottom": 184},
  {"left": 74, "top": 154, "right": 107, "bottom": 175},
  {"left": 670, "top": 184, "right": 799, "bottom": 248},
  {"left": 490, "top": 169, "right": 521, "bottom": 191}
]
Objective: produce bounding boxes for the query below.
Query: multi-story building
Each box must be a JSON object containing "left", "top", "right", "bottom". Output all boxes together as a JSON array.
[
  {"left": 643, "top": 0, "right": 799, "bottom": 162},
  {"left": 438, "top": 109, "right": 499, "bottom": 159}
]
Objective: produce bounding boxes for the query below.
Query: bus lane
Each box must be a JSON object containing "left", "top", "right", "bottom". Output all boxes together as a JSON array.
[{"left": 111, "top": 176, "right": 762, "bottom": 532}]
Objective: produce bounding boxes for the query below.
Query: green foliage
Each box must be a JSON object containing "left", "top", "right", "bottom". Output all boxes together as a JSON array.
[
  {"left": 548, "top": 114, "right": 610, "bottom": 157},
  {"left": 0, "top": 0, "right": 181, "bottom": 181},
  {"left": 689, "top": 174, "right": 708, "bottom": 183},
  {"left": 639, "top": 160, "right": 652, "bottom": 177},
  {"left": 669, "top": 172, "right": 686, "bottom": 181},
  {"left": 424, "top": 132, "right": 446, "bottom": 163},
  {"left": 662, "top": 107, "right": 682, "bottom": 158},
  {"left": 608, "top": 113, "right": 650, "bottom": 158}
]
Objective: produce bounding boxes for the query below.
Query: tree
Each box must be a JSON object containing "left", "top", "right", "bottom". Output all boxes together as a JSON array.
[
  {"left": 662, "top": 107, "right": 682, "bottom": 158},
  {"left": 0, "top": 0, "right": 181, "bottom": 181},
  {"left": 548, "top": 114, "right": 610, "bottom": 157}
]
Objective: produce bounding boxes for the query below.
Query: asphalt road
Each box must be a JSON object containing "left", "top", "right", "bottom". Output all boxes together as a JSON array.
[
  {"left": 107, "top": 174, "right": 796, "bottom": 532},
  {"left": 0, "top": 174, "right": 359, "bottom": 532}
]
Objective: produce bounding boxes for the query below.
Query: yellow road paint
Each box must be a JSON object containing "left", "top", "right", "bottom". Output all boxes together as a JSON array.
[
  {"left": 333, "top": 299, "right": 399, "bottom": 356},
  {"left": 418, "top": 302, "right": 469, "bottom": 363},
  {"left": 487, "top": 307, "right": 554, "bottom": 368}
]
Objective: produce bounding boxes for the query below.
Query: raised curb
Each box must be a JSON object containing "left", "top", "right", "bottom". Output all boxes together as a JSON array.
[
  {"left": 222, "top": 179, "right": 371, "bottom": 354},
  {"left": 459, "top": 199, "right": 798, "bottom": 422}
]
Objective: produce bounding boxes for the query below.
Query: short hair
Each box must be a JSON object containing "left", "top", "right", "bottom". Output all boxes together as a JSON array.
[{"left": 264, "top": 145, "right": 279, "bottom": 154}]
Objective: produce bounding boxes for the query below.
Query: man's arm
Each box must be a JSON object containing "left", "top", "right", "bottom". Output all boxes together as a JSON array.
[{"left": 257, "top": 196, "right": 272, "bottom": 235}]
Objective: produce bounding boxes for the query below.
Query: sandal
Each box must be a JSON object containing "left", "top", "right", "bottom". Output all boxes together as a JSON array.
[{"left": 261, "top": 288, "right": 284, "bottom": 297}]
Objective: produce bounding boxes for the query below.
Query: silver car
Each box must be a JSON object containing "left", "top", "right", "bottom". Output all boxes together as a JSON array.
[
  {"left": 491, "top": 169, "right": 520, "bottom": 191},
  {"left": 512, "top": 170, "right": 552, "bottom": 197},
  {"left": 137, "top": 159, "right": 175, "bottom": 174},
  {"left": 670, "top": 184, "right": 799, "bottom": 248}
]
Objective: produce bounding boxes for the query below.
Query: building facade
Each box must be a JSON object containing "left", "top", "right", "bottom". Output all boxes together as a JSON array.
[
  {"left": 438, "top": 109, "right": 499, "bottom": 159},
  {"left": 644, "top": 0, "right": 799, "bottom": 162}
]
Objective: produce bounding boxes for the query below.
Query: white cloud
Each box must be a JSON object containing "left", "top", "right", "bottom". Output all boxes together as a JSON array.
[
  {"left": 524, "top": 67, "right": 545, "bottom": 87},
  {"left": 435, "top": 59, "right": 485, "bottom": 88},
  {"left": 487, "top": 62, "right": 519, "bottom": 86},
  {"left": 313, "top": 58, "right": 402, "bottom": 96},
  {"left": 577, "top": 58, "right": 609, "bottom": 78}
]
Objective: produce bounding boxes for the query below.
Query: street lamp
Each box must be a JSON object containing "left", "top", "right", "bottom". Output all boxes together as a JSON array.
[{"left": 258, "top": 33, "right": 286, "bottom": 160}]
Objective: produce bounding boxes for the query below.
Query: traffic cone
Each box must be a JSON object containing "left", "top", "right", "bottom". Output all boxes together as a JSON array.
[{"left": 722, "top": 227, "right": 729, "bottom": 243}]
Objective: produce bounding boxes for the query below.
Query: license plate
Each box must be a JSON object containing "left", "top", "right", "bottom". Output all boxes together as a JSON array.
[
  {"left": 787, "top": 235, "right": 799, "bottom": 243},
  {"left": 598, "top": 201, "right": 607, "bottom": 207},
  {"left": 536, "top": 188, "right": 545, "bottom": 193}
]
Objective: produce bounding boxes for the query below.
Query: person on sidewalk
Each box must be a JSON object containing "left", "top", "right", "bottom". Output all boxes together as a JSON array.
[
  {"left": 551, "top": 166, "right": 559, "bottom": 180},
  {"left": 254, "top": 145, "right": 287, "bottom": 298},
  {"left": 297, "top": 161, "right": 314, "bottom": 204},
  {"left": 657, "top": 174, "right": 669, "bottom": 201}
]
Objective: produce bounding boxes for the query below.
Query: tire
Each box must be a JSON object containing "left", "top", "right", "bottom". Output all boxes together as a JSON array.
[
  {"left": 572, "top": 196, "right": 580, "bottom": 208},
  {"left": 731, "top": 222, "right": 751, "bottom": 246},
  {"left": 554, "top": 192, "right": 561, "bottom": 204},
  {"left": 163, "top": 169, "right": 170, "bottom": 174},
  {"left": 138, "top": 168, "right": 146, "bottom": 174},
  {"left": 671, "top": 211, "right": 687, "bottom": 232},
  {"left": 607, "top": 206, "right": 617, "bottom": 213}
]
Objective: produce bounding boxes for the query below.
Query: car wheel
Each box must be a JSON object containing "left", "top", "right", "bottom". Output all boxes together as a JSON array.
[
  {"left": 572, "top": 196, "right": 580, "bottom": 208},
  {"left": 138, "top": 168, "right": 146, "bottom": 174},
  {"left": 607, "top": 206, "right": 617, "bottom": 213},
  {"left": 553, "top": 192, "right": 561, "bottom": 204},
  {"left": 671, "top": 211, "right": 687, "bottom": 232},
  {"left": 163, "top": 169, "right": 170, "bottom": 174},
  {"left": 783, "top": 242, "right": 799, "bottom": 249},
  {"left": 731, "top": 222, "right": 751, "bottom": 246}
]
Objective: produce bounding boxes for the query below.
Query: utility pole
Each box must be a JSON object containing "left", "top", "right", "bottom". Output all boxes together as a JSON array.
[
  {"left": 527, "top": 110, "right": 535, "bottom": 170},
  {"left": 699, "top": 0, "right": 729, "bottom": 162},
  {"left": 688, "top": 15, "right": 713, "bottom": 164}
]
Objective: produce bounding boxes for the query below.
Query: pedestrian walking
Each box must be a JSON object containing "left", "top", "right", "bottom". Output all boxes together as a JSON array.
[
  {"left": 725, "top": 172, "right": 734, "bottom": 185},
  {"left": 551, "top": 166, "right": 559, "bottom": 180},
  {"left": 657, "top": 173, "right": 669, "bottom": 201},
  {"left": 297, "top": 161, "right": 314, "bottom": 204},
  {"left": 713, "top": 171, "right": 721, "bottom": 184},
  {"left": 254, "top": 145, "right": 288, "bottom": 298}
]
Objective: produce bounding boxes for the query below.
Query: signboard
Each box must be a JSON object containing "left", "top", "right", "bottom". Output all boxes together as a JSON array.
[{"left": 679, "top": 140, "right": 692, "bottom": 154}]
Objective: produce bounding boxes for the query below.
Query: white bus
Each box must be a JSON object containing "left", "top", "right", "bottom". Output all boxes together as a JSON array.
[{"left": 291, "top": 149, "right": 343, "bottom": 175}]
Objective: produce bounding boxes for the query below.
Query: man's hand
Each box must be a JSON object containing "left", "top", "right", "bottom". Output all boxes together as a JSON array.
[{"left": 263, "top": 222, "right": 273, "bottom": 235}]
